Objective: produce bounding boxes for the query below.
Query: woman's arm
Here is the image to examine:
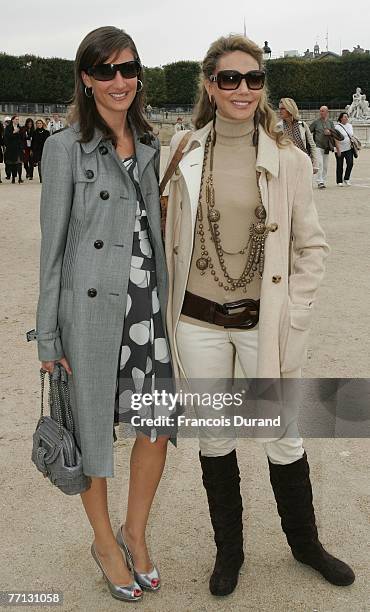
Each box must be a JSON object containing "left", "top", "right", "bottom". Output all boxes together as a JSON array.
[
  {"left": 289, "top": 154, "right": 330, "bottom": 307},
  {"left": 304, "top": 122, "right": 319, "bottom": 170},
  {"left": 35, "top": 137, "right": 74, "bottom": 362}
]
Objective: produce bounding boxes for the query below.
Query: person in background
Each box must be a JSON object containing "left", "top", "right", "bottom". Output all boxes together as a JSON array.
[
  {"left": 334, "top": 112, "right": 354, "bottom": 186},
  {"left": 278, "top": 98, "right": 318, "bottom": 174},
  {"left": 2, "top": 117, "right": 12, "bottom": 179},
  {"left": 47, "top": 113, "right": 64, "bottom": 135},
  {"left": 4, "top": 115, "right": 24, "bottom": 183},
  {"left": 31, "top": 120, "right": 50, "bottom": 183},
  {"left": 174, "top": 116, "right": 185, "bottom": 133},
  {"left": 309, "top": 106, "right": 340, "bottom": 189},
  {"left": 0, "top": 121, "right": 4, "bottom": 183},
  {"left": 22, "top": 118, "right": 35, "bottom": 179}
]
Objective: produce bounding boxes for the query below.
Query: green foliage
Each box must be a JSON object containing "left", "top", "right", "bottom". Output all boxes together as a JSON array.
[
  {"left": 2, "top": 50, "right": 370, "bottom": 108},
  {"left": 163, "top": 61, "right": 201, "bottom": 105},
  {"left": 143, "top": 66, "right": 166, "bottom": 106},
  {"left": 0, "top": 52, "right": 74, "bottom": 103},
  {"left": 266, "top": 56, "right": 370, "bottom": 107}
]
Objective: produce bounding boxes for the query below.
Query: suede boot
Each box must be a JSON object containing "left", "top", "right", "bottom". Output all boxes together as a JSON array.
[
  {"left": 268, "top": 451, "right": 355, "bottom": 586},
  {"left": 199, "top": 450, "right": 244, "bottom": 596}
]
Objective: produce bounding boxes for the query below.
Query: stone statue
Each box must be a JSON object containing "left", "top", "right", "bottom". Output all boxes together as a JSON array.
[{"left": 347, "top": 87, "right": 370, "bottom": 120}]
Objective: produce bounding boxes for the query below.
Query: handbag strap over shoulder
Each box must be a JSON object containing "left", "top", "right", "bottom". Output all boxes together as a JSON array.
[{"left": 159, "top": 131, "right": 192, "bottom": 196}]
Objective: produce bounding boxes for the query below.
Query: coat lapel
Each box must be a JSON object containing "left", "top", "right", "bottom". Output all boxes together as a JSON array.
[
  {"left": 135, "top": 140, "right": 156, "bottom": 182},
  {"left": 178, "top": 146, "right": 204, "bottom": 226}
]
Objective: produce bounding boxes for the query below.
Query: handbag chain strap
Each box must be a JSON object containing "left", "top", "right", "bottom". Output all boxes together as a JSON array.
[{"left": 40, "top": 367, "right": 74, "bottom": 439}]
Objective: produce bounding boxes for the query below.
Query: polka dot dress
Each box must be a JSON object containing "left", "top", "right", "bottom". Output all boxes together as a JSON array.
[{"left": 114, "top": 156, "right": 176, "bottom": 442}]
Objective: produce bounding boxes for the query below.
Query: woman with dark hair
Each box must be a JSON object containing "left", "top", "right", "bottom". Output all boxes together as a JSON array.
[
  {"left": 4, "top": 115, "right": 24, "bottom": 183},
  {"left": 334, "top": 112, "right": 355, "bottom": 186},
  {"left": 22, "top": 118, "right": 35, "bottom": 179},
  {"left": 31, "top": 26, "right": 175, "bottom": 602},
  {"left": 31, "top": 120, "right": 49, "bottom": 182},
  {"left": 164, "top": 34, "right": 355, "bottom": 596}
]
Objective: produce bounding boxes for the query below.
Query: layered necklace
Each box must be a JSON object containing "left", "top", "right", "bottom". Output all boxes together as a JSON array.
[{"left": 195, "top": 129, "right": 272, "bottom": 293}]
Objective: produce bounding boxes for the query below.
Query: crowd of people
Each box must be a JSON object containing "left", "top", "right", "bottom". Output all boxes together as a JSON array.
[
  {"left": 0, "top": 113, "right": 64, "bottom": 184},
  {"left": 277, "top": 100, "right": 359, "bottom": 188},
  {"left": 0, "top": 105, "right": 359, "bottom": 188}
]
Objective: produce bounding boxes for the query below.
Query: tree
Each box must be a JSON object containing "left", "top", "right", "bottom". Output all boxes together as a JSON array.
[
  {"left": 163, "top": 61, "right": 200, "bottom": 105},
  {"left": 265, "top": 56, "right": 370, "bottom": 107},
  {"left": 143, "top": 66, "right": 166, "bottom": 106}
]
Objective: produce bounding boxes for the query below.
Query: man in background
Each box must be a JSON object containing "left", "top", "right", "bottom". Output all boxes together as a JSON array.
[
  {"left": 310, "top": 106, "right": 340, "bottom": 189},
  {"left": 47, "top": 113, "right": 64, "bottom": 135}
]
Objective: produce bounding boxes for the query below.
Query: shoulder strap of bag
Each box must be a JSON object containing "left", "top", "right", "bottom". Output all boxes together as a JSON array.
[{"left": 159, "top": 131, "right": 192, "bottom": 195}]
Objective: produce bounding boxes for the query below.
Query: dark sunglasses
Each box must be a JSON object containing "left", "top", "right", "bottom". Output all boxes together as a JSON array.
[
  {"left": 85, "top": 59, "right": 141, "bottom": 82},
  {"left": 210, "top": 69, "right": 265, "bottom": 91}
]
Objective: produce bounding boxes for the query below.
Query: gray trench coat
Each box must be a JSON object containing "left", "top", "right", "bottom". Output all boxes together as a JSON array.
[{"left": 33, "top": 123, "right": 169, "bottom": 477}]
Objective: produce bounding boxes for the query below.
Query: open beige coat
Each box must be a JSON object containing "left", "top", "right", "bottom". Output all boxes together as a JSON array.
[{"left": 164, "top": 121, "right": 329, "bottom": 380}]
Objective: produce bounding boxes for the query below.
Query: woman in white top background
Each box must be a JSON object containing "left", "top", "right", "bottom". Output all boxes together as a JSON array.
[{"left": 335, "top": 112, "right": 354, "bottom": 186}]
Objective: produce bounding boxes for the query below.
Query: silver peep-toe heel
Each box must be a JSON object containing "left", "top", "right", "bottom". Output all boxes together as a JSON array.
[
  {"left": 116, "top": 526, "right": 161, "bottom": 592},
  {"left": 91, "top": 543, "right": 143, "bottom": 602}
]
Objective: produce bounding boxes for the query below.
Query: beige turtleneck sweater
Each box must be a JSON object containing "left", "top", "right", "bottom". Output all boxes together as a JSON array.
[{"left": 181, "top": 111, "right": 262, "bottom": 330}]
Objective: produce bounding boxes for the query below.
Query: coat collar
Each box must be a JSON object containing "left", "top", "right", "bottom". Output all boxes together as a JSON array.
[
  {"left": 71, "top": 120, "right": 156, "bottom": 179},
  {"left": 183, "top": 119, "right": 280, "bottom": 178}
]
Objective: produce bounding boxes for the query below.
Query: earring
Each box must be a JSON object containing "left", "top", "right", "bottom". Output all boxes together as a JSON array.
[
  {"left": 136, "top": 80, "right": 143, "bottom": 93},
  {"left": 84, "top": 86, "right": 93, "bottom": 98}
]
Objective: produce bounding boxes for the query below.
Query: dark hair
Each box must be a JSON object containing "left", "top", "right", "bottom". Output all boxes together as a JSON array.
[
  {"left": 69, "top": 26, "right": 152, "bottom": 144},
  {"left": 11, "top": 115, "right": 18, "bottom": 121},
  {"left": 338, "top": 112, "right": 348, "bottom": 123},
  {"left": 25, "top": 118, "right": 35, "bottom": 130}
]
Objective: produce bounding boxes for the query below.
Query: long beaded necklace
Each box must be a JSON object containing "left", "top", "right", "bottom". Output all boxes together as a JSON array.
[{"left": 195, "top": 130, "right": 272, "bottom": 293}]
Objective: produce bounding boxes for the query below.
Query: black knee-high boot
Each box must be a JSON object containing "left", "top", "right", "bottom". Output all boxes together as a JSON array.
[
  {"left": 199, "top": 450, "right": 244, "bottom": 596},
  {"left": 268, "top": 451, "right": 355, "bottom": 586}
]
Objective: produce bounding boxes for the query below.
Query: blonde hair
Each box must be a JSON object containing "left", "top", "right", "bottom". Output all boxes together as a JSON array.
[
  {"left": 279, "top": 98, "right": 300, "bottom": 120},
  {"left": 193, "top": 34, "right": 287, "bottom": 147}
]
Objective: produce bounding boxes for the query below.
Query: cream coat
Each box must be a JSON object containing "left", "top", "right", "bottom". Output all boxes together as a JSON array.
[{"left": 164, "top": 121, "right": 329, "bottom": 380}]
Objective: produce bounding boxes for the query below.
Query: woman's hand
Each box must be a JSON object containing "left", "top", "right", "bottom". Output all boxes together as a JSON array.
[{"left": 41, "top": 357, "right": 72, "bottom": 375}]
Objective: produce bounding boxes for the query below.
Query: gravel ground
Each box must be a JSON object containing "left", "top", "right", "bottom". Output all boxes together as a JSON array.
[{"left": 0, "top": 150, "right": 369, "bottom": 612}]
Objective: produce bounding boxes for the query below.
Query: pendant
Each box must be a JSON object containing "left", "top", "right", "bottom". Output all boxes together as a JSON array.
[
  {"left": 255, "top": 221, "right": 266, "bottom": 234},
  {"left": 208, "top": 208, "right": 220, "bottom": 223},
  {"left": 196, "top": 257, "right": 209, "bottom": 271},
  {"left": 255, "top": 205, "right": 266, "bottom": 220}
]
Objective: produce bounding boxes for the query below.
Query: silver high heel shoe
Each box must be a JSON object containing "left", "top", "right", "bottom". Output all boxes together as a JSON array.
[
  {"left": 91, "top": 543, "right": 143, "bottom": 602},
  {"left": 116, "top": 526, "right": 161, "bottom": 592}
]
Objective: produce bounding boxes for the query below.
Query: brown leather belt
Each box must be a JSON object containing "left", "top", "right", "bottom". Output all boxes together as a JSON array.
[{"left": 182, "top": 291, "right": 260, "bottom": 329}]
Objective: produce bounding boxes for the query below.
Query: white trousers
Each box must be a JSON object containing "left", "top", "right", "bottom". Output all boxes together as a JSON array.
[
  {"left": 315, "top": 147, "right": 329, "bottom": 185},
  {"left": 176, "top": 320, "right": 304, "bottom": 465}
]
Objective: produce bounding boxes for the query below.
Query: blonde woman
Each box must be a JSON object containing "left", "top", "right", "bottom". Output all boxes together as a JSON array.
[
  {"left": 164, "top": 35, "right": 354, "bottom": 596},
  {"left": 278, "top": 97, "right": 318, "bottom": 173}
]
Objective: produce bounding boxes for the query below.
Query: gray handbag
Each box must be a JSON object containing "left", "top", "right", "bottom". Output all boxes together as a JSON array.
[{"left": 31, "top": 364, "right": 91, "bottom": 495}]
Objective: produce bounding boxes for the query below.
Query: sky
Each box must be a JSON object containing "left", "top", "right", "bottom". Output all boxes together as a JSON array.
[{"left": 1, "top": 0, "right": 369, "bottom": 66}]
